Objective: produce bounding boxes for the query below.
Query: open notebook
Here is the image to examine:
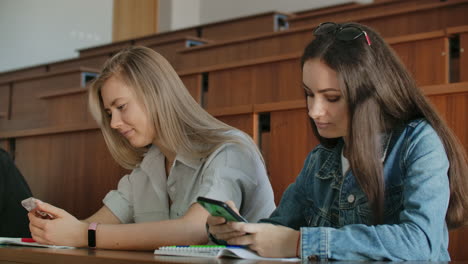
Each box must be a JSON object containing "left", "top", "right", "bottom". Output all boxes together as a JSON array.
[
  {"left": 0, "top": 237, "right": 74, "bottom": 249},
  {"left": 154, "top": 245, "right": 300, "bottom": 262}
]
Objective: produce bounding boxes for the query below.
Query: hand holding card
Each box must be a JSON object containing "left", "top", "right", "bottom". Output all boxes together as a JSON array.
[{"left": 21, "top": 197, "right": 55, "bottom": 219}]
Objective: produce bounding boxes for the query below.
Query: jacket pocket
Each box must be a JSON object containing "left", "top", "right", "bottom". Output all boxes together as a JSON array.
[
  {"left": 356, "top": 184, "right": 403, "bottom": 224},
  {"left": 304, "top": 203, "right": 338, "bottom": 227}
]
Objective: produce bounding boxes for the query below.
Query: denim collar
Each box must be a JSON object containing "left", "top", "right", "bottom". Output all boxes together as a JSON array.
[
  {"left": 314, "top": 140, "right": 344, "bottom": 190},
  {"left": 313, "top": 132, "right": 394, "bottom": 189}
]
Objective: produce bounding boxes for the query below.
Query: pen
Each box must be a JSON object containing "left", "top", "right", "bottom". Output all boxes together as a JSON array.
[{"left": 21, "top": 238, "right": 36, "bottom": 243}]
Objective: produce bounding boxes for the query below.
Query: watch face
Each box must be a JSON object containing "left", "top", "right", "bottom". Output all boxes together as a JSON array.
[{"left": 88, "top": 223, "right": 98, "bottom": 248}]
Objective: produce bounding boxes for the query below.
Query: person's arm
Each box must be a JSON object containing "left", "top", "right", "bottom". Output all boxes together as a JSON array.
[
  {"left": 297, "top": 122, "right": 451, "bottom": 261},
  {"left": 83, "top": 205, "right": 121, "bottom": 224},
  {"left": 208, "top": 203, "right": 301, "bottom": 258},
  {"left": 207, "top": 178, "right": 310, "bottom": 242},
  {"left": 29, "top": 201, "right": 209, "bottom": 250},
  {"left": 206, "top": 156, "right": 314, "bottom": 257},
  {"left": 207, "top": 150, "right": 316, "bottom": 252}
]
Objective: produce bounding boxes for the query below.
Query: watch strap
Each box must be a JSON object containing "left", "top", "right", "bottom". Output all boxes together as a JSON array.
[{"left": 88, "top": 222, "right": 99, "bottom": 248}]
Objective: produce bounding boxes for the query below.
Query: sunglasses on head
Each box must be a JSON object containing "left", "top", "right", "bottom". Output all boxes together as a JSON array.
[{"left": 313, "top": 22, "right": 371, "bottom": 46}]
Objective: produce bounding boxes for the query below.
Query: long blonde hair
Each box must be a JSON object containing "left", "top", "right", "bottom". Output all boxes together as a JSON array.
[{"left": 89, "top": 46, "right": 261, "bottom": 169}]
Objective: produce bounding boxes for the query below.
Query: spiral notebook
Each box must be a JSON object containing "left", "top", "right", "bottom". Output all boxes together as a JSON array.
[{"left": 154, "top": 245, "right": 300, "bottom": 261}]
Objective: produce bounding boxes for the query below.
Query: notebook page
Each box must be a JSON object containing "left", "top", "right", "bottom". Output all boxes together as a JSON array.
[
  {"left": 222, "top": 248, "right": 300, "bottom": 262},
  {"left": 154, "top": 246, "right": 300, "bottom": 262},
  {"left": 0, "top": 237, "right": 75, "bottom": 249}
]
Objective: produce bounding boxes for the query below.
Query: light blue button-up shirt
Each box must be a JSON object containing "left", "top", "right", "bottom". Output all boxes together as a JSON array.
[{"left": 103, "top": 132, "right": 276, "bottom": 224}]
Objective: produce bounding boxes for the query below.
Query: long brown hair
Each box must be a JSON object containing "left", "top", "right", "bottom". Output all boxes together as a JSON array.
[{"left": 301, "top": 22, "right": 468, "bottom": 228}]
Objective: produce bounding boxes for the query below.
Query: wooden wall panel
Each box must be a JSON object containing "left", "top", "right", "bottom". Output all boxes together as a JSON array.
[
  {"left": 48, "top": 55, "right": 109, "bottom": 72},
  {"left": 180, "top": 74, "right": 202, "bottom": 104},
  {"left": 14, "top": 130, "right": 128, "bottom": 219},
  {"left": 113, "top": 0, "right": 159, "bottom": 42},
  {"left": 293, "top": 1, "right": 362, "bottom": 17},
  {"left": 0, "top": 66, "right": 47, "bottom": 84},
  {"left": 391, "top": 37, "right": 449, "bottom": 86},
  {"left": 449, "top": 227, "right": 468, "bottom": 261},
  {"left": 441, "top": 3, "right": 468, "bottom": 30},
  {"left": 202, "top": 12, "right": 288, "bottom": 41},
  {"left": 46, "top": 93, "right": 94, "bottom": 126},
  {"left": 79, "top": 41, "right": 133, "bottom": 58},
  {"left": 216, "top": 114, "right": 255, "bottom": 138},
  {"left": 253, "top": 59, "right": 303, "bottom": 104},
  {"left": 205, "top": 58, "right": 303, "bottom": 109},
  {"left": 427, "top": 92, "right": 468, "bottom": 153},
  {"left": 79, "top": 28, "right": 200, "bottom": 59},
  {"left": 268, "top": 109, "right": 319, "bottom": 204},
  {"left": 289, "top": 0, "right": 468, "bottom": 38},
  {"left": 290, "top": 0, "right": 414, "bottom": 27},
  {"left": 358, "top": 3, "right": 468, "bottom": 37},
  {"left": 364, "top": 11, "right": 434, "bottom": 37},
  {"left": 137, "top": 39, "right": 173, "bottom": 55},
  {"left": 11, "top": 74, "right": 82, "bottom": 126},
  {"left": 460, "top": 33, "right": 468, "bottom": 82},
  {"left": 141, "top": 38, "right": 207, "bottom": 68},
  {"left": 9, "top": 71, "right": 98, "bottom": 131},
  {"left": 205, "top": 68, "right": 254, "bottom": 109},
  {"left": 178, "top": 29, "right": 312, "bottom": 70},
  {"left": 0, "top": 84, "right": 10, "bottom": 121},
  {"left": 135, "top": 28, "right": 199, "bottom": 45}
]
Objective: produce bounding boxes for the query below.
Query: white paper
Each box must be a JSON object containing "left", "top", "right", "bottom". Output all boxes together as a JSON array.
[
  {"left": 154, "top": 246, "right": 300, "bottom": 262},
  {"left": 0, "top": 237, "right": 75, "bottom": 249}
]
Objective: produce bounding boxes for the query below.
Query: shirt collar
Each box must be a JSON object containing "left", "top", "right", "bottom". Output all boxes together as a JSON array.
[
  {"left": 140, "top": 145, "right": 203, "bottom": 171},
  {"left": 175, "top": 153, "right": 204, "bottom": 170},
  {"left": 139, "top": 145, "right": 163, "bottom": 172}
]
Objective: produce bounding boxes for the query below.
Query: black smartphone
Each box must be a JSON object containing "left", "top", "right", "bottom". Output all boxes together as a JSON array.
[{"left": 197, "top": 196, "right": 247, "bottom": 222}]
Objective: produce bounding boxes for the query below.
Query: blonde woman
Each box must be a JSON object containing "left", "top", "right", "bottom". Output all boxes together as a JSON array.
[{"left": 28, "top": 46, "right": 275, "bottom": 250}]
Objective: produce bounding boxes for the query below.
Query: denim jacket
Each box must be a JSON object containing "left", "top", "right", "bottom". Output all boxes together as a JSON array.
[{"left": 262, "top": 119, "right": 450, "bottom": 261}]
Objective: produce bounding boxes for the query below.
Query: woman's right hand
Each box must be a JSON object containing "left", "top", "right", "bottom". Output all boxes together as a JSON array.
[
  {"left": 206, "top": 200, "right": 246, "bottom": 241},
  {"left": 28, "top": 200, "right": 88, "bottom": 247}
]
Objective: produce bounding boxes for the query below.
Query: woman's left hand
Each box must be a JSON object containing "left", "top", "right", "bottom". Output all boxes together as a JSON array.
[
  {"left": 226, "top": 222, "right": 300, "bottom": 258},
  {"left": 28, "top": 200, "right": 88, "bottom": 247}
]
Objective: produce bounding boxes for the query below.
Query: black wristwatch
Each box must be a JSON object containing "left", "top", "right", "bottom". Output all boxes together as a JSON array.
[{"left": 88, "top": 222, "right": 99, "bottom": 248}]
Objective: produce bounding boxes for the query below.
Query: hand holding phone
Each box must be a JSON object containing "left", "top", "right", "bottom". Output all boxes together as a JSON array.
[
  {"left": 21, "top": 197, "right": 54, "bottom": 219},
  {"left": 197, "top": 196, "right": 247, "bottom": 222}
]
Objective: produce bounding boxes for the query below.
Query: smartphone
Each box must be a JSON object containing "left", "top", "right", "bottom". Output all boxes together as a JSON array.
[
  {"left": 197, "top": 196, "right": 247, "bottom": 222},
  {"left": 21, "top": 197, "right": 54, "bottom": 219}
]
